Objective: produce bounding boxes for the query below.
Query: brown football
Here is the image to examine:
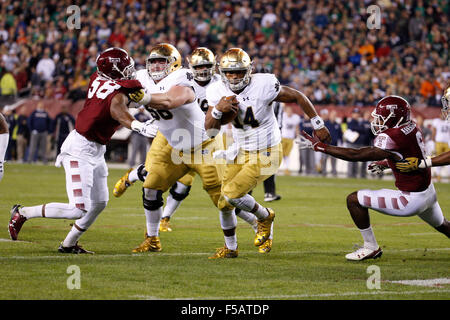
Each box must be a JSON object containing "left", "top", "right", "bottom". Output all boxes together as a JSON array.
[{"left": 221, "top": 109, "right": 238, "bottom": 124}]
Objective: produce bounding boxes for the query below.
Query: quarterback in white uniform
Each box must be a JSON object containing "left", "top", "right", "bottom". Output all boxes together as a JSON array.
[
  {"left": 126, "top": 44, "right": 241, "bottom": 256},
  {"left": 205, "top": 48, "right": 331, "bottom": 257}
]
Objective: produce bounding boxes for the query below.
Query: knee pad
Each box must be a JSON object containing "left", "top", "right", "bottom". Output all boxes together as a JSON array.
[
  {"left": 142, "top": 188, "right": 164, "bottom": 210},
  {"left": 169, "top": 182, "right": 191, "bottom": 201},
  {"left": 224, "top": 194, "right": 255, "bottom": 212},
  {"left": 137, "top": 164, "right": 147, "bottom": 182}
]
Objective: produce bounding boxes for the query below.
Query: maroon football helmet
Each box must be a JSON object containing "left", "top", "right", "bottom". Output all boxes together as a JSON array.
[
  {"left": 371, "top": 95, "right": 411, "bottom": 135},
  {"left": 96, "top": 47, "right": 136, "bottom": 80}
]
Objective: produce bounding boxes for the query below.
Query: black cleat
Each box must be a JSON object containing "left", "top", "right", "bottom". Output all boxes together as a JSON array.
[{"left": 58, "top": 242, "right": 94, "bottom": 254}]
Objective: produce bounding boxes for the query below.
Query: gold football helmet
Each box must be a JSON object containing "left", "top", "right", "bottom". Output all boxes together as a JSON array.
[
  {"left": 187, "top": 47, "right": 216, "bottom": 82},
  {"left": 218, "top": 48, "right": 252, "bottom": 91},
  {"left": 441, "top": 86, "right": 450, "bottom": 121},
  {"left": 146, "top": 43, "right": 182, "bottom": 81}
]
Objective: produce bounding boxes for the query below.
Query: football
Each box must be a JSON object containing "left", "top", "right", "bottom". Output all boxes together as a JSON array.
[{"left": 221, "top": 108, "right": 238, "bottom": 124}]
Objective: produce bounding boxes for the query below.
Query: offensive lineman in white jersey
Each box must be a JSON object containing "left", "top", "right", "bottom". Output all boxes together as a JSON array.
[
  {"left": 127, "top": 43, "right": 240, "bottom": 256},
  {"left": 205, "top": 48, "right": 331, "bottom": 257},
  {"left": 114, "top": 48, "right": 260, "bottom": 241}
]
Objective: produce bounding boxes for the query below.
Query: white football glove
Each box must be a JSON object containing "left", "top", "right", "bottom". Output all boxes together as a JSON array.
[
  {"left": 295, "top": 135, "right": 313, "bottom": 150},
  {"left": 131, "top": 119, "right": 158, "bottom": 138},
  {"left": 367, "top": 161, "right": 389, "bottom": 175}
]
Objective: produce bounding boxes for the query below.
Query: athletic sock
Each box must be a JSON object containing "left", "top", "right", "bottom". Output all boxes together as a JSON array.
[
  {"left": 224, "top": 234, "right": 237, "bottom": 251},
  {"left": 146, "top": 207, "right": 162, "bottom": 237},
  {"left": 359, "top": 226, "right": 379, "bottom": 250}
]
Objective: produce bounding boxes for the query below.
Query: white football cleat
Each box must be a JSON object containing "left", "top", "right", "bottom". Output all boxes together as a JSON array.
[{"left": 345, "top": 246, "right": 383, "bottom": 261}]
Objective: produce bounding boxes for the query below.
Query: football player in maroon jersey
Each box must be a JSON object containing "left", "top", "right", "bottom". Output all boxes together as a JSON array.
[
  {"left": 396, "top": 86, "right": 450, "bottom": 171},
  {"left": 301, "top": 95, "right": 450, "bottom": 261},
  {"left": 8, "top": 47, "right": 157, "bottom": 253}
]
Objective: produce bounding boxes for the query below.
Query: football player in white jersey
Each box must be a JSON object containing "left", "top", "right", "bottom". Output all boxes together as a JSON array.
[
  {"left": 205, "top": 48, "right": 331, "bottom": 257},
  {"left": 127, "top": 43, "right": 244, "bottom": 257},
  {"left": 114, "top": 47, "right": 260, "bottom": 241}
]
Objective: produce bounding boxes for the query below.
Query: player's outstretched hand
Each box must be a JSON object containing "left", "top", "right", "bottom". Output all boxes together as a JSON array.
[
  {"left": 216, "top": 96, "right": 239, "bottom": 113},
  {"left": 131, "top": 119, "right": 158, "bottom": 138},
  {"left": 128, "top": 89, "right": 152, "bottom": 105},
  {"left": 314, "top": 127, "right": 332, "bottom": 144},
  {"left": 395, "top": 157, "right": 420, "bottom": 172},
  {"left": 368, "top": 161, "right": 389, "bottom": 175},
  {"left": 299, "top": 131, "right": 327, "bottom": 152}
]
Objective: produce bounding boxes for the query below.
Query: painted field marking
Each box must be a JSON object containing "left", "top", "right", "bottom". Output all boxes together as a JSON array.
[
  {"left": 387, "top": 278, "right": 450, "bottom": 287},
  {"left": 131, "top": 288, "right": 450, "bottom": 300},
  {"left": 0, "top": 247, "right": 448, "bottom": 260}
]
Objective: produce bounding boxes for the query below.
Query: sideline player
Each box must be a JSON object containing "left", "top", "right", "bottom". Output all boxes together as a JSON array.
[
  {"left": 205, "top": 48, "right": 331, "bottom": 257},
  {"left": 0, "top": 111, "right": 9, "bottom": 182},
  {"left": 396, "top": 86, "right": 450, "bottom": 171},
  {"left": 126, "top": 43, "right": 241, "bottom": 257},
  {"left": 8, "top": 47, "right": 157, "bottom": 253},
  {"left": 300, "top": 95, "right": 450, "bottom": 261}
]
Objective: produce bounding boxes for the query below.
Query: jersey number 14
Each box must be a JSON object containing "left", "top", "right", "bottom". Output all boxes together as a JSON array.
[{"left": 233, "top": 107, "right": 259, "bottom": 128}]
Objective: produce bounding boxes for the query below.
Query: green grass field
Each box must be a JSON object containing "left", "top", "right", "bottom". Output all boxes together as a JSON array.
[{"left": 0, "top": 163, "right": 449, "bottom": 300}]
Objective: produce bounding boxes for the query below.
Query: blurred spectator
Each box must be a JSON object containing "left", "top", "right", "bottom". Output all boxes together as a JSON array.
[
  {"left": 1, "top": 62, "right": 17, "bottom": 97},
  {"left": 15, "top": 111, "right": 28, "bottom": 163},
  {"left": 320, "top": 109, "right": 342, "bottom": 177},
  {"left": 299, "top": 114, "right": 316, "bottom": 175},
  {"left": 53, "top": 105, "right": 75, "bottom": 155},
  {"left": 345, "top": 108, "right": 370, "bottom": 179},
  {"left": 35, "top": 48, "right": 55, "bottom": 82},
  {"left": 128, "top": 107, "right": 151, "bottom": 167},
  {"left": 431, "top": 115, "right": 450, "bottom": 181},
  {"left": 281, "top": 105, "right": 300, "bottom": 175},
  {"left": 27, "top": 102, "right": 52, "bottom": 164}
]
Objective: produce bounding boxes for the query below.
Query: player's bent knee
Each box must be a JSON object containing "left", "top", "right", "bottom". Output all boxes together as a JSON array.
[
  {"left": 142, "top": 188, "right": 164, "bottom": 210},
  {"left": 347, "top": 192, "right": 359, "bottom": 208},
  {"left": 137, "top": 164, "right": 147, "bottom": 182},
  {"left": 169, "top": 183, "right": 191, "bottom": 201}
]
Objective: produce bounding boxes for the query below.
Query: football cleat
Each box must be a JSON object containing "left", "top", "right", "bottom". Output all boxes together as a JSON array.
[
  {"left": 208, "top": 245, "right": 238, "bottom": 259},
  {"left": 254, "top": 208, "right": 275, "bottom": 247},
  {"left": 113, "top": 168, "right": 133, "bottom": 197},
  {"left": 258, "top": 239, "right": 272, "bottom": 254},
  {"left": 132, "top": 234, "right": 162, "bottom": 252},
  {"left": 264, "top": 193, "right": 281, "bottom": 202},
  {"left": 8, "top": 204, "right": 27, "bottom": 241},
  {"left": 345, "top": 246, "right": 383, "bottom": 261},
  {"left": 58, "top": 242, "right": 94, "bottom": 254},
  {"left": 159, "top": 217, "right": 172, "bottom": 232}
]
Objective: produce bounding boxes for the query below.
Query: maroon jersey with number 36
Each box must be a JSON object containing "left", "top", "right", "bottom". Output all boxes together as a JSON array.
[
  {"left": 75, "top": 72, "right": 142, "bottom": 144},
  {"left": 373, "top": 122, "right": 431, "bottom": 192}
]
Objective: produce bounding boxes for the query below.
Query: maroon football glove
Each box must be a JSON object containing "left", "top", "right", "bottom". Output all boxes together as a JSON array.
[{"left": 300, "top": 131, "right": 327, "bottom": 152}]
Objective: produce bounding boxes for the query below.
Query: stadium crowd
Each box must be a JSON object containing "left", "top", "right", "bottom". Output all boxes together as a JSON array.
[
  {"left": 0, "top": 0, "right": 449, "bottom": 178},
  {"left": 0, "top": 0, "right": 449, "bottom": 107}
]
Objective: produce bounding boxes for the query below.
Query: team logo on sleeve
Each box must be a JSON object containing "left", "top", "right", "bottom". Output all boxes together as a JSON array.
[
  {"left": 186, "top": 72, "right": 194, "bottom": 81},
  {"left": 275, "top": 81, "right": 280, "bottom": 92},
  {"left": 374, "top": 135, "right": 386, "bottom": 148}
]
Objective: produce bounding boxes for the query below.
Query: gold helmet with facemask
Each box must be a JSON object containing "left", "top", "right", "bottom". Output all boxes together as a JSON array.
[
  {"left": 218, "top": 48, "right": 252, "bottom": 91},
  {"left": 187, "top": 47, "right": 216, "bottom": 82},
  {"left": 146, "top": 43, "right": 182, "bottom": 81},
  {"left": 441, "top": 86, "right": 450, "bottom": 121}
]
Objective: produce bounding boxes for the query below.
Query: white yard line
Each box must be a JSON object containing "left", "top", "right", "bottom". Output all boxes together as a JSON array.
[
  {"left": 0, "top": 247, "right": 448, "bottom": 260},
  {"left": 132, "top": 288, "right": 450, "bottom": 300},
  {"left": 387, "top": 278, "right": 450, "bottom": 287}
]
